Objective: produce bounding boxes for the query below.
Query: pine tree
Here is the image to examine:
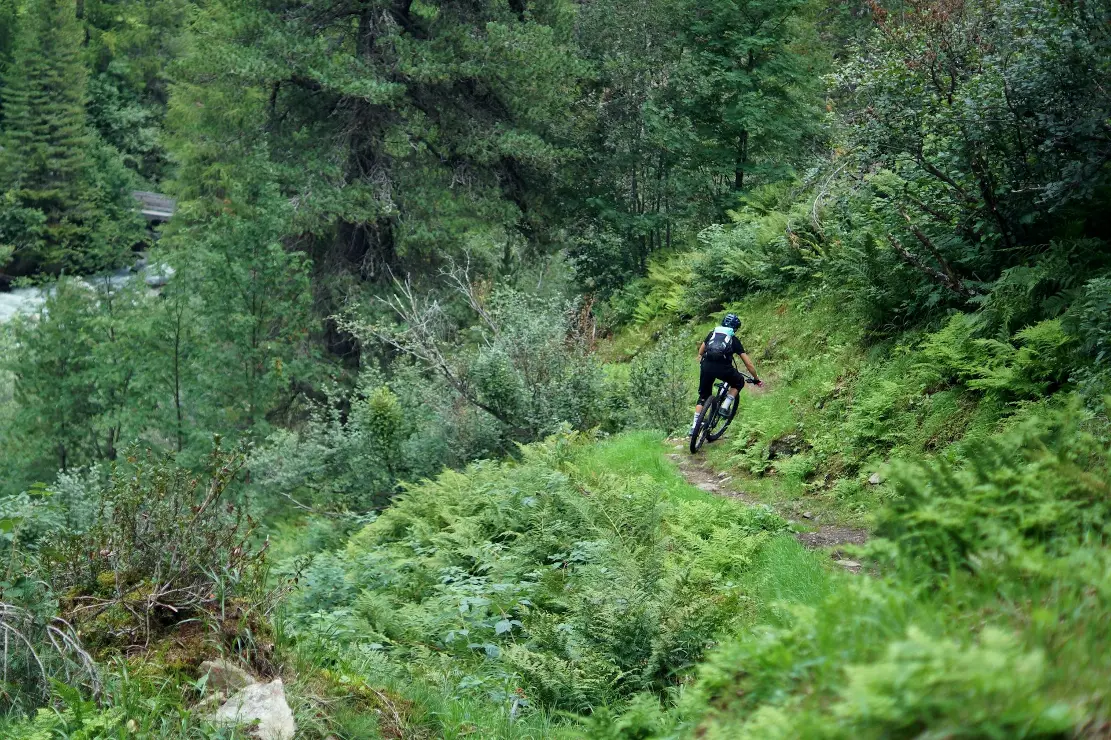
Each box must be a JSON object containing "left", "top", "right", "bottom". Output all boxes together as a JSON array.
[
  {"left": 0, "top": 0, "right": 16, "bottom": 120},
  {"left": 0, "top": 0, "right": 93, "bottom": 270},
  {"left": 670, "top": 0, "right": 824, "bottom": 213}
]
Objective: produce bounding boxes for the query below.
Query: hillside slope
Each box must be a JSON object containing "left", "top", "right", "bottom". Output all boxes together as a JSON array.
[{"left": 277, "top": 299, "right": 1111, "bottom": 736}]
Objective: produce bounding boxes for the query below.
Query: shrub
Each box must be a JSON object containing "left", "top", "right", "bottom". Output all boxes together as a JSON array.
[
  {"left": 629, "top": 255, "right": 695, "bottom": 326},
  {"left": 251, "top": 376, "right": 409, "bottom": 512},
  {"left": 834, "top": 627, "right": 1074, "bottom": 738},
  {"left": 1066, "top": 275, "right": 1111, "bottom": 401},
  {"left": 284, "top": 433, "right": 787, "bottom": 716},
  {"left": 43, "top": 445, "right": 272, "bottom": 650},
  {"left": 627, "top": 331, "right": 696, "bottom": 433},
  {"left": 685, "top": 193, "right": 823, "bottom": 315},
  {"left": 916, "top": 314, "right": 1074, "bottom": 401}
]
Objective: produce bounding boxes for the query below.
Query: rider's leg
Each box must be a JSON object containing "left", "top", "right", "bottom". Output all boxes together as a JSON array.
[
  {"left": 692, "top": 368, "right": 713, "bottom": 435},
  {"left": 721, "top": 386, "right": 740, "bottom": 413}
]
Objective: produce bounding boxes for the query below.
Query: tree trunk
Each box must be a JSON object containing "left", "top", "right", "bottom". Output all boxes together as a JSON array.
[{"left": 734, "top": 130, "right": 748, "bottom": 190}]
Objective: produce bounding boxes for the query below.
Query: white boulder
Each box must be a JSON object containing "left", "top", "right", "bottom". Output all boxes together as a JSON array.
[{"left": 210, "top": 678, "right": 295, "bottom": 740}]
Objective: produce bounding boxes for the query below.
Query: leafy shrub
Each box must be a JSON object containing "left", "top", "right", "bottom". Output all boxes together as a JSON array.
[
  {"left": 285, "top": 432, "right": 787, "bottom": 716},
  {"left": 596, "top": 279, "right": 653, "bottom": 334},
  {"left": 916, "top": 314, "right": 1074, "bottom": 400},
  {"left": 629, "top": 255, "right": 695, "bottom": 326},
  {"left": 975, "top": 240, "right": 1107, "bottom": 335},
  {"left": 353, "top": 282, "right": 606, "bottom": 446},
  {"left": 686, "top": 191, "right": 823, "bottom": 314},
  {"left": 627, "top": 331, "right": 696, "bottom": 433},
  {"left": 43, "top": 446, "right": 272, "bottom": 650},
  {"left": 251, "top": 377, "right": 408, "bottom": 512},
  {"left": 1066, "top": 275, "right": 1111, "bottom": 400}
]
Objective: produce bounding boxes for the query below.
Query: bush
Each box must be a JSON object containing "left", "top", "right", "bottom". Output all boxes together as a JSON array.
[
  {"left": 916, "top": 314, "right": 1074, "bottom": 401},
  {"left": 284, "top": 432, "right": 788, "bottom": 716},
  {"left": 834, "top": 627, "right": 1074, "bottom": 738},
  {"left": 43, "top": 445, "right": 273, "bottom": 650},
  {"left": 685, "top": 190, "right": 823, "bottom": 314},
  {"left": 627, "top": 331, "right": 696, "bottom": 433},
  {"left": 1066, "top": 275, "right": 1111, "bottom": 401},
  {"left": 251, "top": 376, "right": 408, "bottom": 512}
]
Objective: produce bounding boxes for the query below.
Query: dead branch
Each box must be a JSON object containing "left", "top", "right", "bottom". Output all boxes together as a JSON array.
[
  {"left": 441, "top": 253, "right": 499, "bottom": 339},
  {"left": 896, "top": 209, "right": 979, "bottom": 297},
  {"left": 338, "top": 277, "right": 524, "bottom": 434},
  {"left": 885, "top": 232, "right": 974, "bottom": 300}
]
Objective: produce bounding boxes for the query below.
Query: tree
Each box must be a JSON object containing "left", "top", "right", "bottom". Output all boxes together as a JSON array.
[
  {"left": 4, "top": 278, "right": 150, "bottom": 473},
  {"left": 565, "top": 0, "right": 690, "bottom": 288},
  {"left": 0, "top": 0, "right": 16, "bottom": 119},
  {"left": 165, "top": 185, "right": 316, "bottom": 440},
  {"left": 837, "top": 0, "right": 1111, "bottom": 313},
  {"left": 0, "top": 0, "right": 93, "bottom": 272},
  {"left": 83, "top": 0, "right": 190, "bottom": 183},
  {"left": 167, "top": 0, "right": 586, "bottom": 339},
  {"left": 563, "top": 0, "right": 826, "bottom": 294},
  {"left": 670, "top": 0, "right": 823, "bottom": 212}
]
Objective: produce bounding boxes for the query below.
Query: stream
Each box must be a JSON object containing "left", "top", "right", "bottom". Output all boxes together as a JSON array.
[{"left": 0, "top": 259, "right": 173, "bottom": 323}]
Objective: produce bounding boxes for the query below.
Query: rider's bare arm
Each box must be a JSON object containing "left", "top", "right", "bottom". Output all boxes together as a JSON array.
[
  {"left": 739, "top": 352, "right": 760, "bottom": 383},
  {"left": 697, "top": 342, "right": 706, "bottom": 361}
]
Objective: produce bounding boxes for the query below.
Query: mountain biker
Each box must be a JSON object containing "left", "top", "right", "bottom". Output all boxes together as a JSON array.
[{"left": 691, "top": 313, "right": 762, "bottom": 436}]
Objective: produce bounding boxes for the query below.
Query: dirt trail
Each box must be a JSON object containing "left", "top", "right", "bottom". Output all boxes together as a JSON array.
[{"left": 666, "top": 440, "right": 868, "bottom": 572}]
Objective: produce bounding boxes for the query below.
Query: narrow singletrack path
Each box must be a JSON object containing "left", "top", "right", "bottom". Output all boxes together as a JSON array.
[{"left": 666, "top": 440, "right": 868, "bottom": 571}]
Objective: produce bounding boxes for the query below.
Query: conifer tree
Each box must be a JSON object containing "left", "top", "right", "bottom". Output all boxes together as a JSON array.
[
  {"left": 0, "top": 0, "right": 16, "bottom": 122},
  {"left": 0, "top": 0, "right": 93, "bottom": 271},
  {"left": 670, "top": 0, "right": 823, "bottom": 213}
]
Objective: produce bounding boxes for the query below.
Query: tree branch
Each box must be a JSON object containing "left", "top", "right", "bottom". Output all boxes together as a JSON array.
[{"left": 885, "top": 232, "right": 974, "bottom": 300}]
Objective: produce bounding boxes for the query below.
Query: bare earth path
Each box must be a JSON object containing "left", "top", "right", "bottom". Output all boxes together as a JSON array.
[{"left": 666, "top": 440, "right": 868, "bottom": 571}]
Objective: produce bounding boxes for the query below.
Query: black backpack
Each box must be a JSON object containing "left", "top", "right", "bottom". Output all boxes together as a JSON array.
[{"left": 704, "top": 328, "right": 733, "bottom": 361}]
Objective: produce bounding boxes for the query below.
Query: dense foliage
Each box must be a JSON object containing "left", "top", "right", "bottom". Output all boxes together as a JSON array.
[{"left": 0, "top": 0, "right": 1110, "bottom": 735}]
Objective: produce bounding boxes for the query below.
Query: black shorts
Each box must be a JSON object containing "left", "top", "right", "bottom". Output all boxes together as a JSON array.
[{"left": 698, "top": 360, "right": 746, "bottom": 404}]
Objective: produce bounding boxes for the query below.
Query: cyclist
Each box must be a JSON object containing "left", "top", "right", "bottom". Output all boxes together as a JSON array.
[{"left": 690, "top": 313, "right": 762, "bottom": 436}]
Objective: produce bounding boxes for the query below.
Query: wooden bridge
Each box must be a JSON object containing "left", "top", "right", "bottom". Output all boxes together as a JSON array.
[{"left": 131, "top": 191, "right": 176, "bottom": 222}]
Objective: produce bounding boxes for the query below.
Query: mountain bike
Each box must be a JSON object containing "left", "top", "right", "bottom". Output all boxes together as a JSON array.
[{"left": 690, "top": 369, "right": 756, "bottom": 454}]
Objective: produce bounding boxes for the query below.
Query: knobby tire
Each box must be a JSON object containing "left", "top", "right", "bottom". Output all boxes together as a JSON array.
[{"left": 690, "top": 401, "right": 716, "bottom": 454}]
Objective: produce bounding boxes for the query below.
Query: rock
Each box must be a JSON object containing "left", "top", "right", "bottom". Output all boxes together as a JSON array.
[
  {"left": 200, "top": 658, "right": 255, "bottom": 694},
  {"left": 196, "top": 691, "right": 228, "bottom": 712},
  {"left": 211, "top": 679, "right": 295, "bottom": 740},
  {"left": 836, "top": 560, "right": 861, "bottom": 569},
  {"left": 801, "top": 511, "right": 813, "bottom": 520},
  {"left": 696, "top": 482, "right": 719, "bottom": 493},
  {"left": 868, "top": 472, "right": 883, "bottom": 486},
  {"left": 144, "top": 263, "right": 175, "bottom": 288}
]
